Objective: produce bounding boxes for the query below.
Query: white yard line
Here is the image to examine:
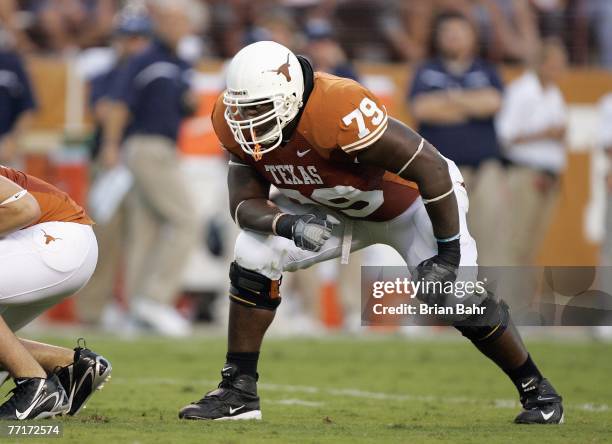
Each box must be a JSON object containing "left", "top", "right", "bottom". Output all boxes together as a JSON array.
[
  {"left": 111, "top": 377, "right": 609, "bottom": 413},
  {"left": 269, "top": 399, "right": 324, "bottom": 407}
]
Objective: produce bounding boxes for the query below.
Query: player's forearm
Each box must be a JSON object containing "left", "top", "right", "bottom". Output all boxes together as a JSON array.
[
  {"left": 232, "top": 198, "right": 283, "bottom": 234},
  {"left": 0, "top": 193, "right": 40, "bottom": 237},
  {"left": 408, "top": 149, "right": 460, "bottom": 240},
  {"left": 408, "top": 150, "right": 461, "bottom": 267},
  {"left": 228, "top": 160, "right": 280, "bottom": 234}
]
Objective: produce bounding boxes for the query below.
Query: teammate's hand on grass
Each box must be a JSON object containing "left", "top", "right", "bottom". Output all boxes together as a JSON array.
[{"left": 275, "top": 213, "right": 337, "bottom": 252}]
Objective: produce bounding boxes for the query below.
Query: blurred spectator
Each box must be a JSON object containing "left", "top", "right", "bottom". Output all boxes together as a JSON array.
[
  {"left": 0, "top": 0, "right": 37, "bottom": 51},
  {"left": 432, "top": 0, "right": 540, "bottom": 63},
  {"left": 496, "top": 38, "right": 568, "bottom": 265},
  {"left": 583, "top": 0, "right": 612, "bottom": 69},
  {"left": 408, "top": 12, "right": 505, "bottom": 265},
  {"left": 530, "top": 0, "right": 568, "bottom": 37},
  {"left": 246, "top": 8, "right": 301, "bottom": 50},
  {"left": 102, "top": 0, "right": 200, "bottom": 337},
  {"left": 334, "top": 0, "right": 425, "bottom": 62},
  {"left": 303, "top": 22, "right": 359, "bottom": 80},
  {"left": 0, "top": 46, "right": 36, "bottom": 166},
  {"left": 76, "top": 9, "right": 151, "bottom": 328},
  {"left": 26, "top": 0, "right": 118, "bottom": 53}
]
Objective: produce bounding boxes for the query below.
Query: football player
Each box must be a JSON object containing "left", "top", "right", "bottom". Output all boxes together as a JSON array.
[
  {"left": 179, "top": 41, "right": 563, "bottom": 424},
  {"left": 0, "top": 166, "right": 111, "bottom": 420}
]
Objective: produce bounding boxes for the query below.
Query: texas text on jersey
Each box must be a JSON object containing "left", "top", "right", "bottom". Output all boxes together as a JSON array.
[{"left": 212, "top": 72, "right": 420, "bottom": 222}]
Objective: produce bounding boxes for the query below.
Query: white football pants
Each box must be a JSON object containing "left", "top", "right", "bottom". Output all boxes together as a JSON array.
[{"left": 0, "top": 222, "right": 98, "bottom": 331}]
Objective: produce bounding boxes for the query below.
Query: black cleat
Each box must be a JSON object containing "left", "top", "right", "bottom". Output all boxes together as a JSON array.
[
  {"left": 514, "top": 378, "right": 564, "bottom": 424},
  {"left": 55, "top": 341, "right": 112, "bottom": 416},
  {"left": 0, "top": 375, "right": 69, "bottom": 420},
  {"left": 179, "top": 363, "right": 261, "bottom": 420}
]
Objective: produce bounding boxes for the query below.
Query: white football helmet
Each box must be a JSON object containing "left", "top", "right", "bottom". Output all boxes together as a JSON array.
[{"left": 223, "top": 41, "right": 305, "bottom": 158}]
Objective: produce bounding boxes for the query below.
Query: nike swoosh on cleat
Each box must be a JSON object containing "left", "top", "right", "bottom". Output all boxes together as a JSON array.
[
  {"left": 229, "top": 405, "right": 245, "bottom": 415},
  {"left": 75, "top": 366, "right": 95, "bottom": 397},
  {"left": 537, "top": 396, "right": 557, "bottom": 402},
  {"left": 521, "top": 378, "right": 535, "bottom": 389},
  {"left": 541, "top": 410, "right": 555, "bottom": 421},
  {"left": 15, "top": 380, "right": 45, "bottom": 420}
]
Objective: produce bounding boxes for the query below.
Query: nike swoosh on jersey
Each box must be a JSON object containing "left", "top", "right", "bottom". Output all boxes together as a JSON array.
[{"left": 296, "top": 149, "right": 311, "bottom": 157}]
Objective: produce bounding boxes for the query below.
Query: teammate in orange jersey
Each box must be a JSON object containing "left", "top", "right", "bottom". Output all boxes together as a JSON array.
[
  {"left": 0, "top": 166, "right": 111, "bottom": 420},
  {"left": 178, "top": 41, "right": 563, "bottom": 424}
]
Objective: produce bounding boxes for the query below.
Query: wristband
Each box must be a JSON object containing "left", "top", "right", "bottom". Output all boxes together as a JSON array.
[
  {"left": 436, "top": 238, "right": 461, "bottom": 268},
  {"left": 274, "top": 214, "right": 299, "bottom": 239},
  {"left": 271, "top": 212, "right": 287, "bottom": 235},
  {"left": 436, "top": 233, "right": 461, "bottom": 243}
]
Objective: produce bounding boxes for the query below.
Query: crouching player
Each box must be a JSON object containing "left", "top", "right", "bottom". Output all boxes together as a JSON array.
[
  {"left": 0, "top": 166, "right": 111, "bottom": 420},
  {"left": 179, "top": 41, "right": 563, "bottom": 424}
]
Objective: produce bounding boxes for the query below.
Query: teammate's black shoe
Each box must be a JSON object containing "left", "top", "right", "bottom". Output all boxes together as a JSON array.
[
  {"left": 514, "top": 378, "right": 564, "bottom": 424},
  {"left": 55, "top": 341, "right": 112, "bottom": 416},
  {"left": 179, "top": 363, "right": 261, "bottom": 420},
  {"left": 0, "top": 375, "right": 69, "bottom": 420}
]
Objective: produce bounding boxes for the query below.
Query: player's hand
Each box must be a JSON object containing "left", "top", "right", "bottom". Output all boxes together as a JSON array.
[
  {"left": 414, "top": 237, "right": 460, "bottom": 304},
  {"left": 414, "top": 257, "right": 458, "bottom": 305},
  {"left": 275, "top": 214, "right": 337, "bottom": 252}
]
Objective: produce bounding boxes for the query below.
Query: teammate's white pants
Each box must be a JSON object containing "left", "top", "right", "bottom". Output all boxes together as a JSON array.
[
  {"left": 0, "top": 222, "right": 98, "bottom": 332},
  {"left": 234, "top": 160, "right": 478, "bottom": 280}
]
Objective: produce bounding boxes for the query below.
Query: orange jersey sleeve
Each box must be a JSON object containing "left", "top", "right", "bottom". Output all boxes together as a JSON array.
[
  {"left": 211, "top": 94, "right": 247, "bottom": 162},
  {"left": 0, "top": 166, "right": 93, "bottom": 226},
  {"left": 300, "top": 73, "right": 389, "bottom": 156}
]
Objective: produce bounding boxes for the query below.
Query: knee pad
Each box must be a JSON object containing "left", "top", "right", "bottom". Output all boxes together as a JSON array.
[
  {"left": 454, "top": 295, "right": 510, "bottom": 344},
  {"left": 229, "top": 262, "right": 282, "bottom": 311}
]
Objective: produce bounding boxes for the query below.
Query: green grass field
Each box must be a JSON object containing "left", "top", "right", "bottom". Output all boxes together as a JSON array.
[{"left": 1, "top": 334, "right": 611, "bottom": 443}]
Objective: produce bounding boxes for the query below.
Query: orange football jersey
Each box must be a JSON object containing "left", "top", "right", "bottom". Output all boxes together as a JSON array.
[
  {"left": 1, "top": 166, "right": 93, "bottom": 226},
  {"left": 212, "top": 72, "right": 419, "bottom": 221}
]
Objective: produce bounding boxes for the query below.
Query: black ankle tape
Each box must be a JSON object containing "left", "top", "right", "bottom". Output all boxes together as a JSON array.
[{"left": 226, "top": 352, "right": 260, "bottom": 377}]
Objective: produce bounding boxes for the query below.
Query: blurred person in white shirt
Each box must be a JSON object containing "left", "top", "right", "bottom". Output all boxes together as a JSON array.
[{"left": 496, "top": 38, "right": 568, "bottom": 265}]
